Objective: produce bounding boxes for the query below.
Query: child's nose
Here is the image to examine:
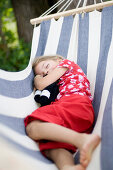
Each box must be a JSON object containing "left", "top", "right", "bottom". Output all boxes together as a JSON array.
[{"left": 43, "top": 70, "right": 48, "bottom": 76}]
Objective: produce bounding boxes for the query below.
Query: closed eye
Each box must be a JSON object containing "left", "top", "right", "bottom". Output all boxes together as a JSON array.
[
  {"left": 46, "top": 64, "right": 49, "bottom": 68},
  {"left": 43, "top": 73, "right": 48, "bottom": 77}
]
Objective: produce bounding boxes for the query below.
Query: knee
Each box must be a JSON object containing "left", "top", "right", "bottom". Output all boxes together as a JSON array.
[
  {"left": 25, "top": 120, "right": 41, "bottom": 140},
  {"left": 26, "top": 122, "right": 34, "bottom": 138}
]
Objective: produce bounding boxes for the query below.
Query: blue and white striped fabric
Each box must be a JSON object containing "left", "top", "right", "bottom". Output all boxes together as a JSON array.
[{"left": 0, "top": 5, "right": 113, "bottom": 170}]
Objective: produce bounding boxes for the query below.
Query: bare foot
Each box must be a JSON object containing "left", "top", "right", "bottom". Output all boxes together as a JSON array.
[
  {"left": 62, "top": 164, "right": 86, "bottom": 170},
  {"left": 80, "top": 134, "right": 101, "bottom": 168}
]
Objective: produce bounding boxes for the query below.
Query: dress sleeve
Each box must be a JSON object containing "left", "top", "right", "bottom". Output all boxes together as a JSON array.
[{"left": 57, "top": 59, "right": 73, "bottom": 70}]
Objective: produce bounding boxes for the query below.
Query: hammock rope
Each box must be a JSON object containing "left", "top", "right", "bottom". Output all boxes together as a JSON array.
[
  {"left": 57, "top": 0, "right": 74, "bottom": 12},
  {"left": 30, "top": 0, "right": 113, "bottom": 25},
  {"left": 40, "top": 0, "right": 66, "bottom": 17},
  {"left": 76, "top": 0, "right": 83, "bottom": 8}
]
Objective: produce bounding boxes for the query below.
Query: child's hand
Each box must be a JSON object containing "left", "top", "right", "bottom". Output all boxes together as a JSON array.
[
  {"left": 35, "top": 75, "right": 43, "bottom": 80},
  {"left": 34, "top": 75, "right": 43, "bottom": 89}
]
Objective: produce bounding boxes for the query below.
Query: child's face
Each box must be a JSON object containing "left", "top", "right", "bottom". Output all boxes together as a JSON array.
[{"left": 34, "top": 59, "right": 60, "bottom": 77}]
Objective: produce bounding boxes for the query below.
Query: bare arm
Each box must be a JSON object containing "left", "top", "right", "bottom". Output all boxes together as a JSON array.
[{"left": 34, "top": 67, "right": 68, "bottom": 90}]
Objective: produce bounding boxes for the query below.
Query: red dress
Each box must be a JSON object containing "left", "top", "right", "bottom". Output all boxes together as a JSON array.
[{"left": 24, "top": 59, "right": 94, "bottom": 155}]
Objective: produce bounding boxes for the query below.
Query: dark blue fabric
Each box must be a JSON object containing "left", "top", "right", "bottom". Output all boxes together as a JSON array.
[
  {"left": 0, "top": 114, "right": 25, "bottom": 135},
  {"left": 74, "top": 151, "right": 80, "bottom": 164},
  {"left": 35, "top": 20, "right": 51, "bottom": 57},
  {"left": 101, "top": 80, "right": 113, "bottom": 170},
  {"left": 93, "top": 6, "right": 113, "bottom": 122},
  {"left": 0, "top": 71, "right": 34, "bottom": 98},
  {"left": 57, "top": 16, "right": 73, "bottom": 58},
  {"left": 77, "top": 13, "right": 89, "bottom": 75}
]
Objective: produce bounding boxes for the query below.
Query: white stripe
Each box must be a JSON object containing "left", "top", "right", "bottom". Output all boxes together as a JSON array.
[
  {"left": 30, "top": 26, "right": 41, "bottom": 61},
  {"left": 0, "top": 92, "right": 38, "bottom": 118},
  {"left": 67, "top": 14, "right": 79, "bottom": 63},
  {"left": 0, "top": 137, "right": 57, "bottom": 170},
  {"left": 0, "top": 138, "right": 57, "bottom": 170},
  {"left": 44, "top": 17, "right": 63, "bottom": 55},
  {"left": 87, "top": 10, "right": 101, "bottom": 97},
  {"left": 0, "top": 64, "right": 32, "bottom": 81},
  {"left": 0, "top": 124, "right": 39, "bottom": 151},
  {"left": 87, "top": 144, "right": 101, "bottom": 170}
]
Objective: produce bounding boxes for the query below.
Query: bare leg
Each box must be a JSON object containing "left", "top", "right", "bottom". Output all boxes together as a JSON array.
[
  {"left": 44, "top": 148, "right": 85, "bottom": 170},
  {"left": 26, "top": 120, "right": 100, "bottom": 167}
]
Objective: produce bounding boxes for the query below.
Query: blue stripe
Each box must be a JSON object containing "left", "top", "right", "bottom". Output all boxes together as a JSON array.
[
  {"left": 93, "top": 6, "right": 113, "bottom": 121},
  {"left": 74, "top": 151, "right": 80, "bottom": 164},
  {"left": 0, "top": 114, "right": 25, "bottom": 135},
  {"left": 57, "top": 16, "right": 73, "bottom": 58},
  {"left": 0, "top": 70, "right": 34, "bottom": 98},
  {"left": 35, "top": 20, "right": 51, "bottom": 57},
  {"left": 0, "top": 134, "right": 52, "bottom": 164},
  {"left": 101, "top": 80, "right": 113, "bottom": 170},
  {"left": 77, "top": 13, "right": 89, "bottom": 75}
]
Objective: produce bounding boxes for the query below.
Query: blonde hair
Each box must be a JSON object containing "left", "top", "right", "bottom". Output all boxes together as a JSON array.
[{"left": 32, "top": 54, "right": 64, "bottom": 69}]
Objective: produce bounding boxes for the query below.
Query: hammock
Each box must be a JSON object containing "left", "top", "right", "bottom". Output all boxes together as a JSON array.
[{"left": 0, "top": 1, "right": 113, "bottom": 170}]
